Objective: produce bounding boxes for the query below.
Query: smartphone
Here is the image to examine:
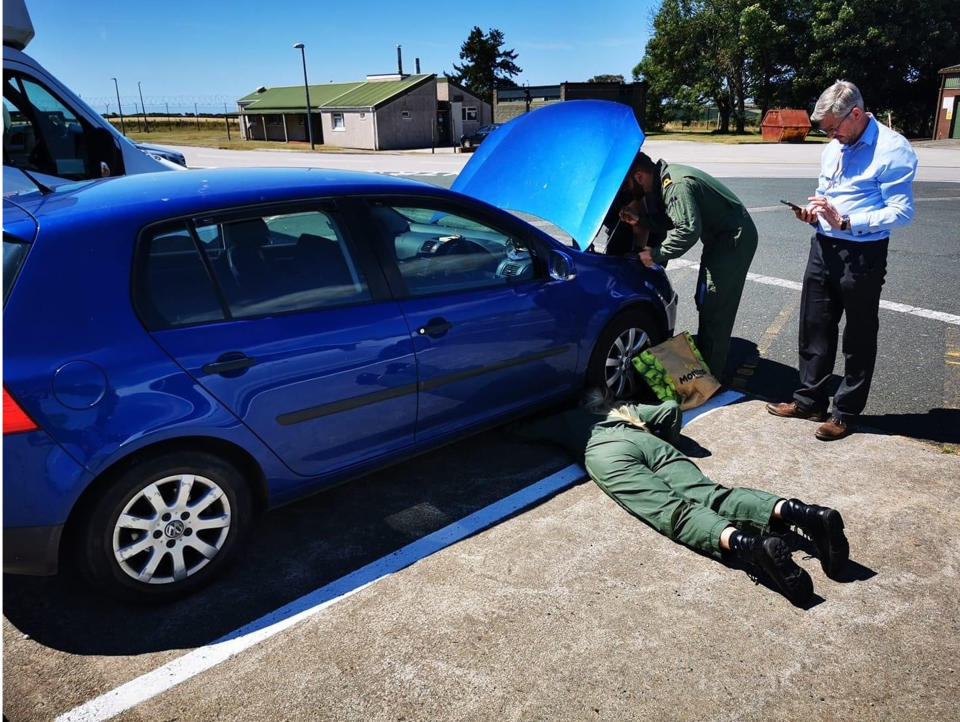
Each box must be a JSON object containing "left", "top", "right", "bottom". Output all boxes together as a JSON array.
[{"left": 780, "top": 199, "right": 802, "bottom": 211}]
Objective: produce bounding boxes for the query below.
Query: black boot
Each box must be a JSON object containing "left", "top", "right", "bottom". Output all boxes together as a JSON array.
[
  {"left": 779, "top": 499, "right": 850, "bottom": 580},
  {"left": 728, "top": 531, "right": 813, "bottom": 606}
]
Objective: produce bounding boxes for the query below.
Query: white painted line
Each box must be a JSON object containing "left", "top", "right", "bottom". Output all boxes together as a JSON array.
[
  {"left": 57, "top": 390, "right": 746, "bottom": 722},
  {"left": 666, "top": 259, "right": 960, "bottom": 325}
]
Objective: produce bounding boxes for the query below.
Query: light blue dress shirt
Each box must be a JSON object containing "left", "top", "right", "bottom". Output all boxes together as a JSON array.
[{"left": 815, "top": 114, "right": 918, "bottom": 241}]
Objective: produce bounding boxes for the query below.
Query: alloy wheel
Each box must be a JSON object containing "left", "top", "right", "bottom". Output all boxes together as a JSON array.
[
  {"left": 111, "top": 473, "right": 233, "bottom": 585},
  {"left": 603, "top": 326, "right": 651, "bottom": 398}
]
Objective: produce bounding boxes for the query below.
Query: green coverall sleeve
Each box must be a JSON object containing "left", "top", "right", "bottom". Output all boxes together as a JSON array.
[{"left": 650, "top": 182, "right": 701, "bottom": 264}]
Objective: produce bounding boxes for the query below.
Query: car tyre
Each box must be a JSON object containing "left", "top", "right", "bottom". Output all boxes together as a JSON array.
[
  {"left": 587, "top": 307, "right": 663, "bottom": 400},
  {"left": 77, "top": 451, "right": 252, "bottom": 602}
]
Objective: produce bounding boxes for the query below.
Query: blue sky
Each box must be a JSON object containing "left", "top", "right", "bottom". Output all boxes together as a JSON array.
[{"left": 21, "top": 0, "right": 658, "bottom": 114}]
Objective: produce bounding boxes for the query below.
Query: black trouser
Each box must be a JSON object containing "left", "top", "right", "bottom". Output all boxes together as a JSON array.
[{"left": 793, "top": 234, "right": 888, "bottom": 422}]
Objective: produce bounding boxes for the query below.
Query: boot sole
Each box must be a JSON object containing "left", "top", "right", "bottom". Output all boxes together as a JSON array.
[{"left": 758, "top": 536, "right": 814, "bottom": 606}]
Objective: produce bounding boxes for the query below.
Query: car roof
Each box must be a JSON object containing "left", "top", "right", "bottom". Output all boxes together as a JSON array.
[{"left": 8, "top": 167, "right": 445, "bottom": 228}]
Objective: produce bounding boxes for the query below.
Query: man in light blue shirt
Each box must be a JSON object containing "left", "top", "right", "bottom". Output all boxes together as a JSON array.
[{"left": 767, "top": 80, "right": 918, "bottom": 440}]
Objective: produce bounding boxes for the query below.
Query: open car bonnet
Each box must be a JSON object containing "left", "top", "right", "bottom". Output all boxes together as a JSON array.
[{"left": 451, "top": 100, "right": 644, "bottom": 249}]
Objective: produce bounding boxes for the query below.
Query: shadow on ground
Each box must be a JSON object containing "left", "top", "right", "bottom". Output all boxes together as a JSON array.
[
  {"left": 725, "top": 337, "right": 959, "bottom": 444},
  {"left": 3, "top": 430, "right": 570, "bottom": 656}
]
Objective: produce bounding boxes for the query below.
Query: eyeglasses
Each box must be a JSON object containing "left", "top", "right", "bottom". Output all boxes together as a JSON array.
[{"left": 821, "top": 108, "right": 854, "bottom": 137}]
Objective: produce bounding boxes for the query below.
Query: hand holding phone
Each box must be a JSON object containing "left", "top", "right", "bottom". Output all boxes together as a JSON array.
[{"left": 780, "top": 199, "right": 802, "bottom": 211}]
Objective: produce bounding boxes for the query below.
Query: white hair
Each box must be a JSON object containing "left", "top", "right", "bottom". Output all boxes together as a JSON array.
[{"left": 583, "top": 389, "right": 649, "bottom": 432}]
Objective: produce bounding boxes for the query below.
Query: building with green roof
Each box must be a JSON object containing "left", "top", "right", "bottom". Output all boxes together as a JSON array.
[
  {"left": 237, "top": 74, "right": 492, "bottom": 150},
  {"left": 934, "top": 63, "right": 960, "bottom": 140}
]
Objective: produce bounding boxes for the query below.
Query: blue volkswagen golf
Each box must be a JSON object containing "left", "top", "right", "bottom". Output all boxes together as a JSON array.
[{"left": 3, "top": 101, "right": 676, "bottom": 600}]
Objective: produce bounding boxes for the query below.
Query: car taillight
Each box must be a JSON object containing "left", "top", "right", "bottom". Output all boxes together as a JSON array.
[{"left": 3, "top": 386, "right": 39, "bottom": 434}]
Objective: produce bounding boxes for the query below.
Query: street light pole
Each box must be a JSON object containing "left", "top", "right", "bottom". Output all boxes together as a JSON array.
[
  {"left": 293, "top": 42, "right": 315, "bottom": 150},
  {"left": 137, "top": 81, "right": 149, "bottom": 132},
  {"left": 111, "top": 77, "right": 125, "bottom": 135}
]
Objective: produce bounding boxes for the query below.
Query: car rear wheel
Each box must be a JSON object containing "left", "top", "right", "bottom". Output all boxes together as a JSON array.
[
  {"left": 77, "top": 451, "right": 252, "bottom": 602},
  {"left": 587, "top": 308, "right": 663, "bottom": 400}
]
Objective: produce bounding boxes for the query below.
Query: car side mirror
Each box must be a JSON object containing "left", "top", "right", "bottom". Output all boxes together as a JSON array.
[{"left": 548, "top": 250, "right": 576, "bottom": 281}]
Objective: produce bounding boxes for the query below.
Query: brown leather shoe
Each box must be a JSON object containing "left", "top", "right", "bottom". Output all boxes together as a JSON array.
[
  {"left": 766, "top": 401, "right": 828, "bottom": 422},
  {"left": 815, "top": 417, "right": 854, "bottom": 441}
]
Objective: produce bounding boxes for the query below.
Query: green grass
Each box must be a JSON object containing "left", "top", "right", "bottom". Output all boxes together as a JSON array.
[
  {"left": 648, "top": 123, "right": 828, "bottom": 144},
  {"left": 106, "top": 118, "right": 828, "bottom": 151},
  {"left": 108, "top": 119, "right": 347, "bottom": 152}
]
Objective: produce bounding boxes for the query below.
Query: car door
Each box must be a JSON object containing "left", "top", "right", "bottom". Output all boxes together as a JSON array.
[
  {"left": 361, "top": 197, "right": 583, "bottom": 443},
  {"left": 134, "top": 202, "right": 418, "bottom": 479}
]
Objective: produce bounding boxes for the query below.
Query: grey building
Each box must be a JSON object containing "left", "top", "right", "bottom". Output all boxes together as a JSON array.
[
  {"left": 237, "top": 75, "right": 489, "bottom": 150},
  {"left": 494, "top": 81, "right": 646, "bottom": 128}
]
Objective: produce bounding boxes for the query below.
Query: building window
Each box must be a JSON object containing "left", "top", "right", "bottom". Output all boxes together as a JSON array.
[
  {"left": 463, "top": 106, "right": 478, "bottom": 121},
  {"left": 401, "top": 110, "right": 411, "bottom": 120},
  {"left": 332, "top": 112, "right": 345, "bottom": 130}
]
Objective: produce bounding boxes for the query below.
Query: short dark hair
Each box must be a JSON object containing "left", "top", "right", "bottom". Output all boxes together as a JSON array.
[{"left": 631, "top": 151, "right": 657, "bottom": 173}]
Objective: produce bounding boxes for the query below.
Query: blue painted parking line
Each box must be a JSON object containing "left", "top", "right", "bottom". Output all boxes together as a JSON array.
[
  {"left": 682, "top": 389, "right": 745, "bottom": 425},
  {"left": 58, "top": 391, "right": 743, "bottom": 722}
]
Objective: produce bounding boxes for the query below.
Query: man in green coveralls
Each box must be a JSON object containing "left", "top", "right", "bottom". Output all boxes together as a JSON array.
[
  {"left": 512, "top": 395, "right": 849, "bottom": 606},
  {"left": 619, "top": 153, "right": 757, "bottom": 381}
]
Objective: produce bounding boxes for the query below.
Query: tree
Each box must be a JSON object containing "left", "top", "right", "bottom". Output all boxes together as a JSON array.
[
  {"left": 634, "top": 0, "right": 959, "bottom": 138},
  {"left": 633, "top": 0, "right": 742, "bottom": 132},
  {"left": 450, "top": 27, "right": 522, "bottom": 104},
  {"left": 587, "top": 74, "right": 626, "bottom": 83},
  {"left": 798, "top": 0, "right": 958, "bottom": 136}
]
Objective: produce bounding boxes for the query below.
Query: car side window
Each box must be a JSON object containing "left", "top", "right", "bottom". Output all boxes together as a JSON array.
[
  {"left": 368, "top": 202, "right": 536, "bottom": 297},
  {"left": 199, "top": 209, "right": 371, "bottom": 319},
  {"left": 135, "top": 223, "right": 225, "bottom": 329},
  {"left": 3, "top": 73, "right": 94, "bottom": 179}
]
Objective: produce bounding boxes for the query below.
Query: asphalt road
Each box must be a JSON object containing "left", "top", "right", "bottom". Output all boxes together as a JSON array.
[{"left": 3, "top": 141, "right": 959, "bottom": 721}]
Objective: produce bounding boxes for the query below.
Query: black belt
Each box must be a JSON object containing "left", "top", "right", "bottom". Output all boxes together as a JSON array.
[{"left": 816, "top": 233, "right": 889, "bottom": 243}]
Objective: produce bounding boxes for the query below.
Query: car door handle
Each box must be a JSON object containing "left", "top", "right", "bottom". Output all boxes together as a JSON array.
[
  {"left": 417, "top": 317, "right": 454, "bottom": 338},
  {"left": 202, "top": 353, "right": 256, "bottom": 376}
]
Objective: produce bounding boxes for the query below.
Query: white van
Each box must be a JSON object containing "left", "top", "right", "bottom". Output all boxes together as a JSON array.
[{"left": 3, "top": 0, "right": 171, "bottom": 188}]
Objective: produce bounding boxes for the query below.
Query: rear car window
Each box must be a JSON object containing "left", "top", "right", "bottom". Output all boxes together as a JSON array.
[
  {"left": 133, "top": 223, "right": 225, "bottom": 329},
  {"left": 3, "top": 236, "right": 30, "bottom": 304},
  {"left": 134, "top": 209, "right": 372, "bottom": 329},
  {"left": 200, "top": 209, "right": 371, "bottom": 319}
]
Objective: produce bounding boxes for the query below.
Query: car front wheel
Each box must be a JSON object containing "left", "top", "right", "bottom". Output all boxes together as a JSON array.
[
  {"left": 587, "top": 308, "right": 663, "bottom": 400},
  {"left": 77, "top": 451, "right": 252, "bottom": 602}
]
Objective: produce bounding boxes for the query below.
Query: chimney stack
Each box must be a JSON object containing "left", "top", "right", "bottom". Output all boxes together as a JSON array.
[
  {"left": 397, "top": 45, "right": 403, "bottom": 75},
  {"left": 415, "top": 57, "right": 421, "bottom": 74}
]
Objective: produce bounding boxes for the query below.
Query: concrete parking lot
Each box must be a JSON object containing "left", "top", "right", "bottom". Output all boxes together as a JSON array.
[
  {"left": 3, "top": 139, "right": 959, "bottom": 721},
  {"left": 6, "top": 399, "right": 958, "bottom": 720}
]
